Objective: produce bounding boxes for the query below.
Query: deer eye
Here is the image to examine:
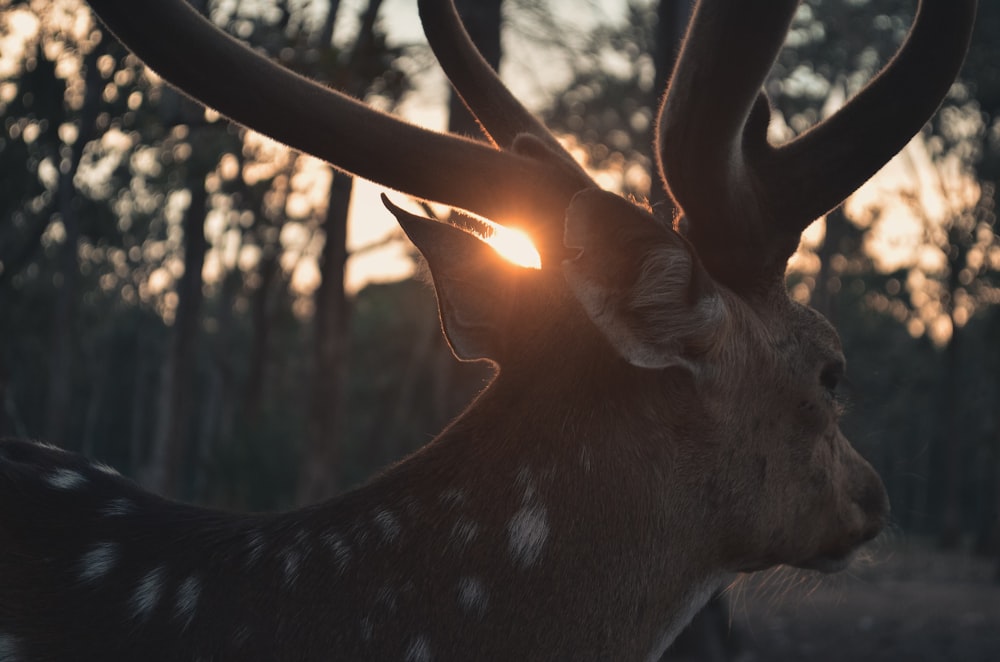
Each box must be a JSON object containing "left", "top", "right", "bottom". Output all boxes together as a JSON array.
[{"left": 819, "top": 361, "right": 845, "bottom": 396}]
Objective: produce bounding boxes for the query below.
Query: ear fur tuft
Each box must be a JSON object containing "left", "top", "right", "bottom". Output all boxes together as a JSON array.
[{"left": 561, "top": 189, "right": 728, "bottom": 370}]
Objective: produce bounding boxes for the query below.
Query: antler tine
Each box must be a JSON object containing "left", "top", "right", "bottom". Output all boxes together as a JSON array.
[
  {"left": 417, "top": 0, "right": 592, "bottom": 178},
  {"left": 766, "top": 0, "right": 977, "bottom": 231},
  {"left": 657, "top": 0, "right": 977, "bottom": 293},
  {"left": 85, "top": 0, "right": 582, "bottom": 266}
]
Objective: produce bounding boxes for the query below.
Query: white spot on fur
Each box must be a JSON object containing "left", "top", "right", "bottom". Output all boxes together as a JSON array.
[
  {"left": 351, "top": 522, "right": 372, "bottom": 549},
  {"left": 359, "top": 616, "right": 374, "bottom": 642},
  {"left": 439, "top": 488, "right": 466, "bottom": 508},
  {"left": 320, "top": 531, "right": 352, "bottom": 574},
  {"left": 232, "top": 624, "right": 252, "bottom": 647},
  {"left": 507, "top": 505, "right": 548, "bottom": 566},
  {"left": 102, "top": 497, "right": 134, "bottom": 517},
  {"left": 92, "top": 461, "right": 121, "bottom": 476},
  {"left": 401, "top": 496, "right": 422, "bottom": 518},
  {"left": 33, "top": 441, "right": 64, "bottom": 452},
  {"left": 175, "top": 576, "right": 201, "bottom": 630},
  {"left": 457, "top": 576, "right": 488, "bottom": 617},
  {"left": 244, "top": 530, "right": 265, "bottom": 567},
  {"left": 449, "top": 516, "right": 479, "bottom": 550},
  {"left": 404, "top": 635, "right": 432, "bottom": 662},
  {"left": 0, "top": 632, "right": 21, "bottom": 661},
  {"left": 130, "top": 566, "right": 166, "bottom": 620},
  {"left": 46, "top": 468, "right": 87, "bottom": 490},
  {"left": 287, "top": 529, "right": 312, "bottom": 582},
  {"left": 280, "top": 546, "right": 301, "bottom": 587},
  {"left": 79, "top": 542, "right": 119, "bottom": 583},
  {"left": 375, "top": 585, "right": 397, "bottom": 613},
  {"left": 645, "top": 579, "right": 722, "bottom": 662},
  {"left": 373, "top": 509, "right": 400, "bottom": 543}
]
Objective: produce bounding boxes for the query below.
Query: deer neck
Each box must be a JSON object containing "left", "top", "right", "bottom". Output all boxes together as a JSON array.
[{"left": 333, "top": 362, "right": 726, "bottom": 658}]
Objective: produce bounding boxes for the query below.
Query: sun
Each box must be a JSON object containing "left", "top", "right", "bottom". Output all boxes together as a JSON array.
[{"left": 481, "top": 222, "right": 542, "bottom": 269}]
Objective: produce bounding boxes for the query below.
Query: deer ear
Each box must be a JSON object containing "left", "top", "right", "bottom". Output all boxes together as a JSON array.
[
  {"left": 561, "top": 189, "right": 728, "bottom": 370},
  {"left": 383, "top": 195, "right": 515, "bottom": 362}
]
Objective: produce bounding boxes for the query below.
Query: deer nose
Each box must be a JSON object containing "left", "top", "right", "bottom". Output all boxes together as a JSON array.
[{"left": 856, "top": 475, "right": 890, "bottom": 542}]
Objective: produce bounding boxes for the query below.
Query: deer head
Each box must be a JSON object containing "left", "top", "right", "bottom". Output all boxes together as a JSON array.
[{"left": 0, "top": 0, "right": 975, "bottom": 660}]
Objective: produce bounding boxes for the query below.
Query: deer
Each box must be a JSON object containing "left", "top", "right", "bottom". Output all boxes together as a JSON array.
[{"left": 0, "top": 0, "right": 975, "bottom": 659}]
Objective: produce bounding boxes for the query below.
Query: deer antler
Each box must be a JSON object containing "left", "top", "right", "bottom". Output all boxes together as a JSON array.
[
  {"left": 657, "top": 0, "right": 977, "bottom": 293},
  {"left": 416, "top": 0, "right": 591, "bottom": 171},
  {"left": 85, "top": 0, "right": 584, "bottom": 265}
]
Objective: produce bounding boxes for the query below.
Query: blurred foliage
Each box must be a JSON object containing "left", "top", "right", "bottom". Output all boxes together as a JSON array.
[{"left": 543, "top": 1, "right": 660, "bottom": 198}]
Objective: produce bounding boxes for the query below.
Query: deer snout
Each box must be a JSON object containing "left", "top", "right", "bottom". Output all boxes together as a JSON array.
[
  {"left": 795, "top": 447, "right": 890, "bottom": 573},
  {"left": 853, "top": 466, "right": 890, "bottom": 543}
]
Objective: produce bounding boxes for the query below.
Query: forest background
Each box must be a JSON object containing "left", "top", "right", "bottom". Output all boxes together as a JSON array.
[{"left": 0, "top": 0, "right": 998, "bottom": 658}]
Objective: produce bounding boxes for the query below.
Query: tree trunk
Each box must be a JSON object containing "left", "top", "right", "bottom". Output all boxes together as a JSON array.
[
  {"left": 128, "top": 332, "right": 154, "bottom": 474},
  {"left": 316, "top": 0, "right": 343, "bottom": 48},
  {"left": 44, "top": 37, "right": 107, "bottom": 447},
  {"left": 937, "top": 222, "right": 971, "bottom": 549},
  {"left": 994, "top": 434, "right": 1000, "bottom": 583},
  {"left": 937, "top": 329, "right": 964, "bottom": 547},
  {"left": 81, "top": 332, "right": 112, "bottom": 457},
  {"left": 297, "top": 173, "right": 352, "bottom": 504},
  {"left": 367, "top": 306, "right": 439, "bottom": 468},
  {"left": 0, "top": 351, "right": 11, "bottom": 437},
  {"left": 243, "top": 251, "right": 279, "bottom": 422},
  {"left": 141, "top": 0, "right": 213, "bottom": 496},
  {"left": 295, "top": 0, "right": 384, "bottom": 504},
  {"left": 192, "top": 266, "right": 243, "bottom": 501},
  {"left": 145, "top": 161, "right": 210, "bottom": 497},
  {"left": 43, "top": 172, "right": 81, "bottom": 448},
  {"left": 240, "top": 153, "right": 289, "bottom": 429}
]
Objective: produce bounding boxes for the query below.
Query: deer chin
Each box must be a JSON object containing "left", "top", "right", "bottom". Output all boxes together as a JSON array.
[
  {"left": 792, "top": 550, "right": 855, "bottom": 574},
  {"left": 793, "top": 528, "right": 879, "bottom": 573},
  {"left": 733, "top": 554, "right": 850, "bottom": 574},
  {"left": 734, "top": 534, "right": 865, "bottom": 574}
]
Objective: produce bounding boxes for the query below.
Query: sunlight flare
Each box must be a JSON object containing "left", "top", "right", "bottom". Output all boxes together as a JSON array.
[{"left": 481, "top": 222, "right": 542, "bottom": 269}]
